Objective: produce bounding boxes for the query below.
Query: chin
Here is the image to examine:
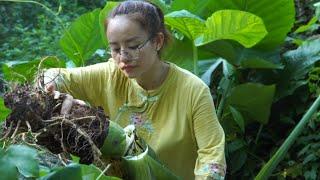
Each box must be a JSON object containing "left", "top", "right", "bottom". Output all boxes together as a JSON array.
[{"left": 123, "top": 71, "right": 138, "bottom": 79}]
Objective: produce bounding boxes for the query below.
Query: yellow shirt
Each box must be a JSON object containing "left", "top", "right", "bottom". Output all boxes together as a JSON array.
[{"left": 49, "top": 59, "right": 226, "bottom": 180}]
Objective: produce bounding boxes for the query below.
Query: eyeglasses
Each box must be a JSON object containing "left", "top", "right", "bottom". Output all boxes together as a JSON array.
[{"left": 108, "top": 37, "right": 152, "bottom": 60}]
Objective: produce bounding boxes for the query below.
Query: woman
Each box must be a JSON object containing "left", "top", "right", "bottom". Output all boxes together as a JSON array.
[{"left": 45, "top": 1, "right": 226, "bottom": 179}]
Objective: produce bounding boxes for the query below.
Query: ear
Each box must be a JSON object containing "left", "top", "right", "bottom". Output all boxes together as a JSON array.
[{"left": 153, "top": 32, "right": 164, "bottom": 51}]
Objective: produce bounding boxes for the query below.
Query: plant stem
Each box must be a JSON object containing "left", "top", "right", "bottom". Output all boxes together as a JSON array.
[
  {"left": 217, "top": 77, "right": 233, "bottom": 120},
  {"left": 255, "top": 124, "right": 263, "bottom": 145},
  {"left": 192, "top": 43, "right": 198, "bottom": 76},
  {"left": 255, "top": 95, "right": 320, "bottom": 180}
]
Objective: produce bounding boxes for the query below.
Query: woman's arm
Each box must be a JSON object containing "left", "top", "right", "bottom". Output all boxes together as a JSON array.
[{"left": 192, "top": 87, "right": 226, "bottom": 180}]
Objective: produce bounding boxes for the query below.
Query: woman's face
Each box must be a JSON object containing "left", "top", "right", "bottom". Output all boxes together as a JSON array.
[{"left": 106, "top": 15, "right": 160, "bottom": 79}]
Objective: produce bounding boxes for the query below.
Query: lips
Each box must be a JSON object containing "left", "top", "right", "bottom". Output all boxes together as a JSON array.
[{"left": 121, "top": 65, "right": 136, "bottom": 71}]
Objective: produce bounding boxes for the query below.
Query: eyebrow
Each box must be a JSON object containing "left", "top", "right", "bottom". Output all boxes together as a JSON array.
[{"left": 109, "top": 36, "right": 142, "bottom": 45}]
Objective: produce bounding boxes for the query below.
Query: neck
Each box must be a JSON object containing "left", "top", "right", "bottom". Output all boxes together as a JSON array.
[{"left": 136, "top": 60, "right": 169, "bottom": 90}]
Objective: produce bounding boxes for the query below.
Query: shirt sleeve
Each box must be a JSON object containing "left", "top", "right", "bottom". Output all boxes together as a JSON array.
[
  {"left": 43, "top": 60, "right": 117, "bottom": 110},
  {"left": 192, "top": 86, "right": 226, "bottom": 180}
]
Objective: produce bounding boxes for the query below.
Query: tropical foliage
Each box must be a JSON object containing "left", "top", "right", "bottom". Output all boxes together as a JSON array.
[{"left": 0, "top": 0, "right": 320, "bottom": 179}]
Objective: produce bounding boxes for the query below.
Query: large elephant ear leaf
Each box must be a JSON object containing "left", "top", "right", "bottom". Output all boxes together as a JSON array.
[
  {"left": 99, "top": 1, "right": 120, "bottom": 47},
  {"left": 227, "top": 83, "right": 276, "bottom": 124},
  {"left": 60, "top": 9, "right": 105, "bottom": 67},
  {"left": 0, "top": 145, "right": 39, "bottom": 179},
  {"left": 201, "top": 0, "right": 295, "bottom": 50},
  {"left": 165, "top": 10, "right": 206, "bottom": 40},
  {"left": 195, "top": 10, "right": 267, "bottom": 48}
]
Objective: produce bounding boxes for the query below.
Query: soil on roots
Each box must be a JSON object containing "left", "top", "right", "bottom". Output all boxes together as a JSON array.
[{"left": 2, "top": 83, "right": 109, "bottom": 164}]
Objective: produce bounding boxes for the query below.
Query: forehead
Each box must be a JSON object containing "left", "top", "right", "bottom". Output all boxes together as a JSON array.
[{"left": 107, "top": 15, "right": 147, "bottom": 43}]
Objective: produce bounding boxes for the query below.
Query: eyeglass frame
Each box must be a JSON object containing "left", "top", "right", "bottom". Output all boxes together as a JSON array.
[{"left": 108, "top": 36, "right": 154, "bottom": 60}]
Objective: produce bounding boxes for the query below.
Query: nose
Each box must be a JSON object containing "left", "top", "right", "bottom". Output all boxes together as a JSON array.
[{"left": 119, "top": 50, "right": 131, "bottom": 63}]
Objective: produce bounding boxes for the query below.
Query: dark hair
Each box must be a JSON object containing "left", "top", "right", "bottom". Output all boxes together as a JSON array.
[{"left": 105, "top": 0, "right": 171, "bottom": 53}]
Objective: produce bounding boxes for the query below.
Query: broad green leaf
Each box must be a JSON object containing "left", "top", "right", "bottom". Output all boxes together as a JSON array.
[
  {"left": 200, "top": 58, "right": 223, "bottom": 85},
  {"left": 60, "top": 9, "right": 105, "bottom": 66},
  {"left": 81, "top": 164, "right": 121, "bottom": 180},
  {"left": 227, "top": 139, "right": 246, "bottom": 154},
  {"left": 229, "top": 149, "right": 247, "bottom": 173},
  {"left": 165, "top": 10, "right": 206, "bottom": 40},
  {"left": 0, "top": 98, "right": 11, "bottom": 121},
  {"left": 2, "top": 56, "right": 65, "bottom": 82},
  {"left": 170, "top": 0, "right": 213, "bottom": 17},
  {"left": 123, "top": 146, "right": 181, "bottom": 180},
  {"left": 40, "top": 163, "right": 82, "bottom": 180},
  {"left": 0, "top": 145, "right": 39, "bottom": 179},
  {"left": 150, "top": 0, "right": 170, "bottom": 14},
  {"left": 198, "top": 0, "right": 295, "bottom": 50},
  {"left": 100, "top": 121, "right": 127, "bottom": 157},
  {"left": 240, "top": 58, "right": 283, "bottom": 69},
  {"left": 227, "top": 83, "right": 276, "bottom": 124},
  {"left": 195, "top": 10, "right": 267, "bottom": 48},
  {"left": 276, "top": 39, "right": 320, "bottom": 99},
  {"left": 200, "top": 58, "right": 235, "bottom": 85},
  {"left": 162, "top": 38, "right": 193, "bottom": 70},
  {"left": 229, "top": 106, "right": 245, "bottom": 133},
  {"left": 40, "top": 163, "right": 120, "bottom": 180},
  {"left": 99, "top": 1, "right": 120, "bottom": 47}
]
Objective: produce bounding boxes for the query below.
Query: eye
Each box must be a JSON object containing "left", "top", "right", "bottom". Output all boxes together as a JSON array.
[
  {"left": 111, "top": 47, "right": 120, "bottom": 52},
  {"left": 128, "top": 45, "right": 139, "bottom": 50}
]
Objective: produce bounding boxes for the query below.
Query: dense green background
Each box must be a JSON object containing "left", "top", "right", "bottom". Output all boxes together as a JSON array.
[{"left": 0, "top": 0, "right": 320, "bottom": 179}]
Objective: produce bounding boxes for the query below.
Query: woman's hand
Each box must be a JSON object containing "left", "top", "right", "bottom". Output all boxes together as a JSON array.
[{"left": 45, "top": 82, "right": 86, "bottom": 115}]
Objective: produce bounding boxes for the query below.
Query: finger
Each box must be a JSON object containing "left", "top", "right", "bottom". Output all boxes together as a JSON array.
[
  {"left": 60, "top": 94, "right": 74, "bottom": 115},
  {"left": 45, "top": 83, "right": 56, "bottom": 94},
  {"left": 73, "top": 99, "right": 86, "bottom": 106}
]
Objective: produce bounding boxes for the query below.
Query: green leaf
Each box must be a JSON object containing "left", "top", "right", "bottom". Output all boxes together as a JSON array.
[
  {"left": 200, "top": 58, "right": 223, "bottom": 85},
  {"left": 0, "top": 145, "right": 39, "bottom": 179},
  {"left": 198, "top": 0, "right": 295, "bottom": 50},
  {"left": 276, "top": 39, "right": 320, "bottom": 99},
  {"left": 195, "top": 10, "right": 267, "bottom": 48},
  {"left": 294, "top": 16, "right": 318, "bottom": 34},
  {"left": 100, "top": 121, "right": 127, "bottom": 157},
  {"left": 81, "top": 164, "right": 121, "bottom": 180},
  {"left": 165, "top": 10, "right": 206, "bottom": 40},
  {"left": 240, "top": 58, "right": 283, "bottom": 69},
  {"left": 2, "top": 56, "right": 65, "bottom": 82},
  {"left": 60, "top": 9, "right": 105, "bottom": 66},
  {"left": 227, "top": 83, "right": 276, "bottom": 124},
  {"left": 229, "top": 106, "right": 245, "bottom": 133},
  {"left": 229, "top": 149, "right": 247, "bottom": 173},
  {"left": 150, "top": 0, "right": 170, "bottom": 14},
  {"left": 163, "top": 38, "right": 194, "bottom": 71},
  {"left": 99, "top": 1, "right": 120, "bottom": 47},
  {"left": 227, "top": 139, "right": 246, "bottom": 154},
  {"left": 0, "top": 98, "right": 11, "bottom": 122},
  {"left": 256, "top": 95, "right": 320, "bottom": 179},
  {"left": 123, "top": 146, "right": 181, "bottom": 180},
  {"left": 40, "top": 163, "right": 82, "bottom": 180},
  {"left": 170, "top": 0, "right": 213, "bottom": 17}
]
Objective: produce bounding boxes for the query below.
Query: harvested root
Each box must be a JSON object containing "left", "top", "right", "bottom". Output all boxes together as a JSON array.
[{"left": 2, "top": 83, "right": 109, "bottom": 165}]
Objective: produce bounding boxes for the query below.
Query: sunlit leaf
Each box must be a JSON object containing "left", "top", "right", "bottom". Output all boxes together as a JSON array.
[
  {"left": 2, "top": 56, "right": 65, "bottom": 82},
  {"left": 197, "top": 0, "right": 295, "bottom": 50},
  {"left": 0, "top": 98, "right": 11, "bottom": 122},
  {"left": 99, "top": 1, "right": 120, "bottom": 47},
  {"left": 165, "top": 10, "right": 206, "bottom": 40},
  {"left": 60, "top": 9, "right": 105, "bottom": 66},
  {"left": 195, "top": 10, "right": 267, "bottom": 48}
]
